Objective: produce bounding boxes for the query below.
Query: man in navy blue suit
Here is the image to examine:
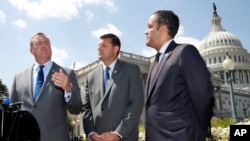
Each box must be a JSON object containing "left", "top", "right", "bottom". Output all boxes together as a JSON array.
[{"left": 144, "top": 10, "right": 214, "bottom": 141}]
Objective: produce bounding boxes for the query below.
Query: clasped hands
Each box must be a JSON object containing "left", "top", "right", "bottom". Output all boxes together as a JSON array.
[{"left": 90, "top": 132, "right": 120, "bottom": 141}]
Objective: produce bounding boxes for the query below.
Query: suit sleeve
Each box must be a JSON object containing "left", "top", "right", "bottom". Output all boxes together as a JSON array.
[
  {"left": 82, "top": 74, "right": 96, "bottom": 136},
  {"left": 179, "top": 45, "right": 214, "bottom": 130},
  {"left": 10, "top": 75, "right": 19, "bottom": 103},
  {"left": 65, "top": 69, "right": 83, "bottom": 114},
  {"left": 114, "top": 65, "right": 144, "bottom": 138}
]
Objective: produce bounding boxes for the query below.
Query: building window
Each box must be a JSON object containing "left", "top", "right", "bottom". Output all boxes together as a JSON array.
[
  {"left": 245, "top": 72, "right": 249, "bottom": 83},
  {"left": 232, "top": 72, "right": 237, "bottom": 84},
  {"left": 219, "top": 56, "right": 222, "bottom": 63},
  {"left": 238, "top": 56, "right": 241, "bottom": 62},
  {"left": 221, "top": 73, "right": 225, "bottom": 84}
]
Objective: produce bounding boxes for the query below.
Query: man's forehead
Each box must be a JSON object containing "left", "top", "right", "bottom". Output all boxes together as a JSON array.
[
  {"left": 33, "top": 35, "right": 49, "bottom": 41},
  {"left": 148, "top": 14, "right": 157, "bottom": 22}
]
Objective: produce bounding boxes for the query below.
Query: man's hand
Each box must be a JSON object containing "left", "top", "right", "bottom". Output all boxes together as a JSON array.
[
  {"left": 100, "top": 132, "right": 120, "bottom": 141},
  {"left": 52, "top": 68, "right": 71, "bottom": 91},
  {"left": 90, "top": 132, "right": 103, "bottom": 141}
]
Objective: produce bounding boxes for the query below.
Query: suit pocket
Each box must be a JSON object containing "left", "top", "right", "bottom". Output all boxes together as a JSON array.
[{"left": 163, "top": 117, "right": 194, "bottom": 131}]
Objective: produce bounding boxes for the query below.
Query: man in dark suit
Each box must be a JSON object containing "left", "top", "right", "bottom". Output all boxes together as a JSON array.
[
  {"left": 10, "top": 32, "right": 83, "bottom": 141},
  {"left": 144, "top": 10, "right": 214, "bottom": 141},
  {"left": 82, "top": 33, "right": 144, "bottom": 141}
]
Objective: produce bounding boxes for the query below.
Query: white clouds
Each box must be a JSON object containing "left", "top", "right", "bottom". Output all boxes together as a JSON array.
[
  {"left": 91, "top": 23, "right": 122, "bottom": 38},
  {"left": 85, "top": 10, "right": 94, "bottom": 22},
  {"left": 0, "top": 10, "right": 6, "bottom": 24},
  {"left": 175, "top": 36, "right": 201, "bottom": 48},
  {"left": 72, "top": 61, "right": 86, "bottom": 70},
  {"left": 13, "top": 19, "right": 26, "bottom": 29},
  {"left": 51, "top": 46, "right": 69, "bottom": 66},
  {"left": 8, "top": 0, "right": 117, "bottom": 20},
  {"left": 84, "top": 0, "right": 117, "bottom": 11},
  {"left": 175, "top": 25, "right": 201, "bottom": 48},
  {"left": 141, "top": 24, "right": 202, "bottom": 56},
  {"left": 50, "top": 46, "right": 85, "bottom": 69},
  {"left": 176, "top": 25, "right": 184, "bottom": 37},
  {"left": 141, "top": 48, "right": 156, "bottom": 58}
]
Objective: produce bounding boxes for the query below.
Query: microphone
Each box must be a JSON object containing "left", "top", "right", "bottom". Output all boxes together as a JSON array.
[{"left": 9, "top": 101, "right": 23, "bottom": 111}]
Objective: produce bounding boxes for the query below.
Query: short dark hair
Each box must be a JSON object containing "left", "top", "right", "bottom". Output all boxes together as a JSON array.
[
  {"left": 100, "top": 33, "right": 121, "bottom": 48},
  {"left": 100, "top": 33, "right": 121, "bottom": 55},
  {"left": 153, "top": 10, "right": 180, "bottom": 38}
]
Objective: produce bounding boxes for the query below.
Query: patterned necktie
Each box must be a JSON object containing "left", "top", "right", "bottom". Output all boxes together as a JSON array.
[
  {"left": 104, "top": 67, "right": 110, "bottom": 92},
  {"left": 34, "top": 65, "right": 44, "bottom": 101},
  {"left": 151, "top": 52, "right": 161, "bottom": 78}
]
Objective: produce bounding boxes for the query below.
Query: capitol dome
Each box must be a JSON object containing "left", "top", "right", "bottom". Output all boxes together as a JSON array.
[
  {"left": 199, "top": 31, "right": 243, "bottom": 51},
  {"left": 197, "top": 3, "right": 250, "bottom": 119},
  {"left": 199, "top": 5, "right": 243, "bottom": 52},
  {"left": 198, "top": 3, "right": 250, "bottom": 89}
]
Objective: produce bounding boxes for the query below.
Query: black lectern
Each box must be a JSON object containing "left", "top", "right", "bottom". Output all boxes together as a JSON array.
[{"left": 0, "top": 102, "right": 40, "bottom": 141}]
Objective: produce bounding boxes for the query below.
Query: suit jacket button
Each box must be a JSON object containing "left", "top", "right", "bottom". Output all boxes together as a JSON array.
[
  {"left": 34, "top": 105, "right": 36, "bottom": 108},
  {"left": 101, "top": 108, "right": 104, "bottom": 111}
]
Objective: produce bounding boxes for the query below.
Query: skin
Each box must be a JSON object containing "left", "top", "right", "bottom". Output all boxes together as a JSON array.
[
  {"left": 145, "top": 14, "right": 172, "bottom": 51},
  {"left": 90, "top": 37, "right": 120, "bottom": 141},
  {"left": 98, "top": 38, "right": 119, "bottom": 66},
  {"left": 30, "top": 33, "right": 71, "bottom": 91}
]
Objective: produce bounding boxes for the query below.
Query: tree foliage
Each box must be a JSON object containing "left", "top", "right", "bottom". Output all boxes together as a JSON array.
[{"left": 0, "top": 79, "right": 9, "bottom": 98}]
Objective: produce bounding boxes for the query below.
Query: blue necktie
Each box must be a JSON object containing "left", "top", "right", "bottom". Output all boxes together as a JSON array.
[
  {"left": 104, "top": 67, "right": 110, "bottom": 92},
  {"left": 34, "top": 65, "right": 44, "bottom": 101}
]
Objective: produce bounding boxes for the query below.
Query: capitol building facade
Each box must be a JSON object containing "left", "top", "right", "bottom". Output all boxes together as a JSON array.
[{"left": 73, "top": 3, "right": 250, "bottom": 138}]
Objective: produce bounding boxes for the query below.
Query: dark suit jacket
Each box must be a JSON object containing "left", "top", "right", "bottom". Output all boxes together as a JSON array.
[
  {"left": 145, "top": 41, "right": 214, "bottom": 141},
  {"left": 82, "top": 60, "right": 144, "bottom": 141},
  {"left": 10, "top": 62, "right": 83, "bottom": 141}
]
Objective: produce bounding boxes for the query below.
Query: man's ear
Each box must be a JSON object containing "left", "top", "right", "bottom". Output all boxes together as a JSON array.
[
  {"left": 30, "top": 47, "right": 34, "bottom": 55},
  {"left": 114, "top": 45, "right": 120, "bottom": 55}
]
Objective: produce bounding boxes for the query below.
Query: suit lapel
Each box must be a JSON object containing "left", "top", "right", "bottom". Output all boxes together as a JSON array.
[
  {"left": 147, "top": 52, "right": 172, "bottom": 96},
  {"left": 98, "top": 66, "right": 105, "bottom": 97},
  {"left": 146, "top": 41, "right": 178, "bottom": 103},
  {"left": 103, "top": 60, "right": 121, "bottom": 99},
  {"left": 27, "top": 66, "right": 34, "bottom": 103},
  {"left": 35, "top": 62, "right": 60, "bottom": 102}
]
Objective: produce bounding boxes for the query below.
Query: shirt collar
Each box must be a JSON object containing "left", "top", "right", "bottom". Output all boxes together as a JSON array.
[
  {"left": 157, "top": 39, "right": 173, "bottom": 62},
  {"left": 34, "top": 60, "right": 53, "bottom": 71},
  {"left": 159, "top": 39, "right": 173, "bottom": 54},
  {"left": 102, "top": 59, "right": 117, "bottom": 73}
]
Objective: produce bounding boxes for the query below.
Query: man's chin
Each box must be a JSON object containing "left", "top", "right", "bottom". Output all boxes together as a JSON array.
[{"left": 146, "top": 42, "right": 151, "bottom": 47}]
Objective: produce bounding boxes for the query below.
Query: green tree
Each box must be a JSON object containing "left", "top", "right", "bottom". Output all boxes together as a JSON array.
[{"left": 0, "top": 79, "right": 9, "bottom": 103}]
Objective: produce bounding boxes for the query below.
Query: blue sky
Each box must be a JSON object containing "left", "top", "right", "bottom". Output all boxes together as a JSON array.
[{"left": 0, "top": 0, "right": 249, "bottom": 91}]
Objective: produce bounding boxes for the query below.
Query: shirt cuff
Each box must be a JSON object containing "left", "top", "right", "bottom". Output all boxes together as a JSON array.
[
  {"left": 64, "top": 91, "right": 72, "bottom": 102},
  {"left": 88, "top": 132, "right": 95, "bottom": 141},
  {"left": 113, "top": 131, "right": 123, "bottom": 140}
]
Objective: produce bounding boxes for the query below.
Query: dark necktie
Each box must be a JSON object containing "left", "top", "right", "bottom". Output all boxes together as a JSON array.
[
  {"left": 104, "top": 67, "right": 110, "bottom": 92},
  {"left": 151, "top": 52, "right": 161, "bottom": 78},
  {"left": 34, "top": 65, "right": 44, "bottom": 101}
]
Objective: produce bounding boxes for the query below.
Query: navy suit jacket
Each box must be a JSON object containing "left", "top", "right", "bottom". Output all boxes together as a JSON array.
[{"left": 145, "top": 41, "right": 214, "bottom": 141}]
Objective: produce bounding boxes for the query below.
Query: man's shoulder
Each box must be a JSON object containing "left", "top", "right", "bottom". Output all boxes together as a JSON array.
[
  {"left": 16, "top": 67, "right": 32, "bottom": 76},
  {"left": 118, "top": 59, "right": 139, "bottom": 68}
]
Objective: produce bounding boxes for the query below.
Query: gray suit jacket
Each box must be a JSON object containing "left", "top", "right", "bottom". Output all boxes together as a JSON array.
[
  {"left": 145, "top": 41, "right": 214, "bottom": 141},
  {"left": 82, "top": 60, "right": 144, "bottom": 141},
  {"left": 10, "top": 62, "right": 83, "bottom": 141}
]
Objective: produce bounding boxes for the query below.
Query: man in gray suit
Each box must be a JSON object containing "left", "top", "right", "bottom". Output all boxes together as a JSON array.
[
  {"left": 82, "top": 33, "right": 144, "bottom": 141},
  {"left": 144, "top": 10, "right": 214, "bottom": 141},
  {"left": 10, "top": 32, "right": 83, "bottom": 141}
]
